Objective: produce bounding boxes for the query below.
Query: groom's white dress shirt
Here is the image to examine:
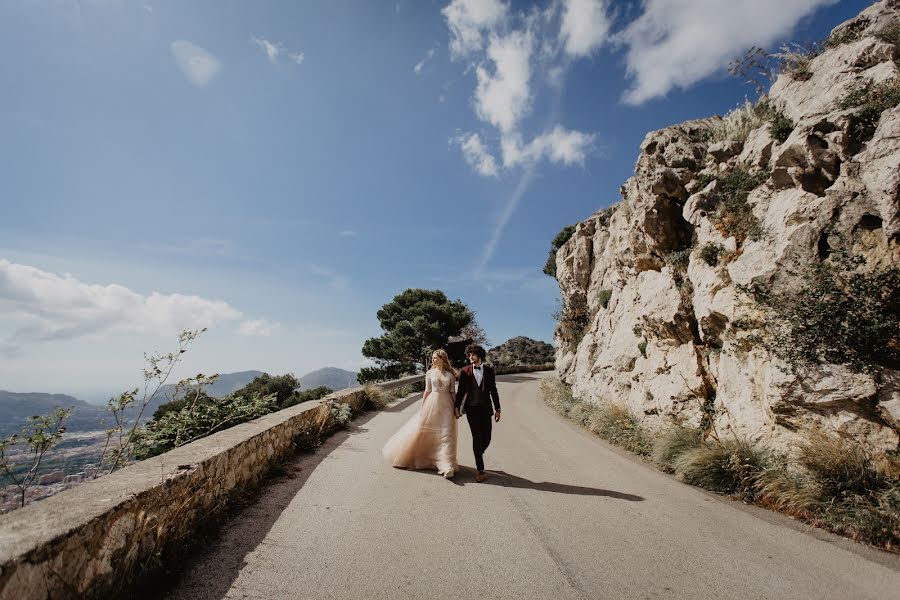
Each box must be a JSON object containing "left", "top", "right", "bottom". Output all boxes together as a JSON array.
[{"left": 473, "top": 364, "right": 483, "bottom": 387}]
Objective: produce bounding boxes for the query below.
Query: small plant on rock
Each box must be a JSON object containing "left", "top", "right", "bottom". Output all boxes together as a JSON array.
[
  {"left": 543, "top": 224, "right": 577, "bottom": 278},
  {"left": 700, "top": 243, "right": 725, "bottom": 266},
  {"left": 708, "top": 170, "right": 770, "bottom": 244},
  {"left": 597, "top": 288, "right": 613, "bottom": 309},
  {"left": 554, "top": 293, "right": 591, "bottom": 351},
  {"left": 746, "top": 248, "right": 900, "bottom": 373},
  {"left": 838, "top": 78, "right": 900, "bottom": 147}
]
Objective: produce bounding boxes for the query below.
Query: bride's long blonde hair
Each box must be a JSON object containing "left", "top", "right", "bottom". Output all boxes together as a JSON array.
[{"left": 430, "top": 348, "right": 457, "bottom": 377}]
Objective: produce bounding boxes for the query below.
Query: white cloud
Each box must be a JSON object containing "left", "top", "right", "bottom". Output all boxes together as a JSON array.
[
  {"left": 0, "top": 259, "right": 244, "bottom": 355},
  {"left": 442, "top": 0, "right": 509, "bottom": 59},
  {"left": 237, "top": 319, "right": 281, "bottom": 337},
  {"left": 252, "top": 36, "right": 304, "bottom": 66},
  {"left": 414, "top": 48, "right": 436, "bottom": 75},
  {"left": 309, "top": 265, "right": 350, "bottom": 293},
  {"left": 475, "top": 30, "right": 533, "bottom": 134},
  {"left": 253, "top": 37, "right": 281, "bottom": 63},
  {"left": 560, "top": 0, "right": 611, "bottom": 57},
  {"left": 619, "top": 0, "right": 838, "bottom": 104},
  {"left": 453, "top": 133, "right": 499, "bottom": 177},
  {"left": 339, "top": 229, "right": 357, "bottom": 237},
  {"left": 170, "top": 40, "right": 221, "bottom": 88},
  {"left": 501, "top": 126, "right": 594, "bottom": 168}
]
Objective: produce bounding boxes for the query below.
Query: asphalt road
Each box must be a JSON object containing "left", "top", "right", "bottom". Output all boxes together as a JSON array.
[{"left": 165, "top": 372, "right": 900, "bottom": 600}]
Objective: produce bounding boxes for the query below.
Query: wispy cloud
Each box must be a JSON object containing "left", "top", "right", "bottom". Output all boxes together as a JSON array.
[
  {"left": 147, "top": 238, "right": 237, "bottom": 258},
  {"left": 451, "top": 132, "right": 499, "bottom": 177},
  {"left": 441, "top": 0, "right": 602, "bottom": 273},
  {"left": 618, "top": 0, "right": 837, "bottom": 104},
  {"left": 442, "top": 0, "right": 509, "bottom": 59},
  {"left": 0, "top": 258, "right": 248, "bottom": 356},
  {"left": 501, "top": 125, "right": 594, "bottom": 168},
  {"left": 171, "top": 41, "right": 221, "bottom": 88},
  {"left": 414, "top": 48, "right": 436, "bottom": 74},
  {"left": 443, "top": 1, "right": 599, "bottom": 180},
  {"left": 309, "top": 264, "right": 350, "bottom": 293},
  {"left": 237, "top": 319, "right": 281, "bottom": 337},
  {"left": 339, "top": 230, "right": 358, "bottom": 237},
  {"left": 253, "top": 37, "right": 281, "bottom": 63},
  {"left": 252, "top": 36, "right": 304, "bottom": 65}
]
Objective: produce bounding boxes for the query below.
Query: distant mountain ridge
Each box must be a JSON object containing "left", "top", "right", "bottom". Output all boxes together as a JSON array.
[
  {"left": 0, "top": 391, "right": 107, "bottom": 437},
  {"left": 297, "top": 367, "right": 358, "bottom": 391},
  {"left": 1, "top": 367, "right": 359, "bottom": 436}
]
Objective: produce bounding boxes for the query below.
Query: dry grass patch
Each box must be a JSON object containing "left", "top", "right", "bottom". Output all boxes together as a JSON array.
[
  {"left": 673, "top": 438, "right": 771, "bottom": 500},
  {"left": 540, "top": 378, "right": 652, "bottom": 456}
]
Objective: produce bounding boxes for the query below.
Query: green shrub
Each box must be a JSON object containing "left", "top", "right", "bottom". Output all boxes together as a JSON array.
[
  {"left": 543, "top": 224, "right": 577, "bottom": 278},
  {"left": 328, "top": 403, "right": 353, "bottom": 431},
  {"left": 674, "top": 438, "right": 771, "bottom": 499},
  {"left": 695, "top": 173, "right": 716, "bottom": 189},
  {"left": 838, "top": 78, "right": 900, "bottom": 147},
  {"left": 699, "top": 243, "right": 725, "bottom": 266},
  {"left": 554, "top": 293, "right": 591, "bottom": 351},
  {"left": 769, "top": 111, "right": 794, "bottom": 143},
  {"left": 652, "top": 426, "right": 702, "bottom": 472},
  {"left": 747, "top": 249, "right": 900, "bottom": 372},
  {"left": 874, "top": 25, "right": 900, "bottom": 46},
  {"left": 708, "top": 170, "right": 770, "bottom": 244},
  {"left": 134, "top": 393, "right": 279, "bottom": 459},
  {"left": 666, "top": 248, "right": 691, "bottom": 272},
  {"left": 637, "top": 340, "right": 648, "bottom": 358},
  {"left": 597, "top": 289, "right": 613, "bottom": 309}
]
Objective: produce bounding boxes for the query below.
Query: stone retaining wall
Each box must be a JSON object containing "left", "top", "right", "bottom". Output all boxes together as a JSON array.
[{"left": 0, "top": 375, "right": 421, "bottom": 600}]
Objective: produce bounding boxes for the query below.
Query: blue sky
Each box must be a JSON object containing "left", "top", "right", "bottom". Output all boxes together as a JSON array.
[{"left": 0, "top": 0, "right": 871, "bottom": 400}]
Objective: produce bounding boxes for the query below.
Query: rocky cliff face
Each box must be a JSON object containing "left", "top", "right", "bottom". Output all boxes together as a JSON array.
[{"left": 554, "top": 1, "right": 900, "bottom": 452}]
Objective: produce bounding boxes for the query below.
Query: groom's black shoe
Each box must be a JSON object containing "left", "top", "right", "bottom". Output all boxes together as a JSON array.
[{"left": 475, "top": 471, "right": 486, "bottom": 483}]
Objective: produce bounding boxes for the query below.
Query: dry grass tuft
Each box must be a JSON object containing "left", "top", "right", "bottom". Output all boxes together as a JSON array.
[
  {"left": 652, "top": 426, "right": 702, "bottom": 473},
  {"left": 362, "top": 383, "right": 389, "bottom": 410},
  {"left": 673, "top": 438, "right": 771, "bottom": 499}
]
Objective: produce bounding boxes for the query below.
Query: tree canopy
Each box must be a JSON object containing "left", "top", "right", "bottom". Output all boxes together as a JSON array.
[
  {"left": 543, "top": 224, "right": 576, "bottom": 278},
  {"left": 359, "top": 288, "right": 473, "bottom": 382}
]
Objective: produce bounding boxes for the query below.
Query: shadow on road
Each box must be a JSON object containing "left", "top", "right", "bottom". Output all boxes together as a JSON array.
[
  {"left": 446, "top": 468, "right": 644, "bottom": 501},
  {"left": 157, "top": 398, "right": 410, "bottom": 600}
]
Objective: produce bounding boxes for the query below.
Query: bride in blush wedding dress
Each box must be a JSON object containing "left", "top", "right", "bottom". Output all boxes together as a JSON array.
[{"left": 382, "top": 348, "right": 458, "bottom": 479}]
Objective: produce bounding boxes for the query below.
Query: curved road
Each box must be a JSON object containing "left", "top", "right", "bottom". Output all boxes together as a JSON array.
[{"left": 166, "top": 372, "right": 899, "bottom": 600}]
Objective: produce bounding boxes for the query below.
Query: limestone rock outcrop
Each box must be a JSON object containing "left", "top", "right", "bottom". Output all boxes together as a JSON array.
[{"left": 554, "top": 1, "right": 900, "bottom": 452}]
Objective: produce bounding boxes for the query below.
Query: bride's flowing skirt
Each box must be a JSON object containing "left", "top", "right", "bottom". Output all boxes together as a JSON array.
[{"left": 383, "top": 390, "right": 458, "bottom": 473}]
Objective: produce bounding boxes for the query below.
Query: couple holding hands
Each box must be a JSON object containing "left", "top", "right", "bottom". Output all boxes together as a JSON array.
[{"left": 382, "top": 344, "right": 501, "bottom": 482}]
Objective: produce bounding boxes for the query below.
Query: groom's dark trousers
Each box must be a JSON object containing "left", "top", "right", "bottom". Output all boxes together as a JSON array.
[{"left": 465, "top": 405, "right": 493, "bottom": 472}]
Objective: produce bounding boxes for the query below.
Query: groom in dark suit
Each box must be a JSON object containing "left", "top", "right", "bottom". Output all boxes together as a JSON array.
[{"left": 454, "top": 344, "right": 501, "bottom": 482}]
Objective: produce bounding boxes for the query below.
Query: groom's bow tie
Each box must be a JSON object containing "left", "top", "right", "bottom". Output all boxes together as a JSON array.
[{"left": 473, "top": 366, "right": 482, "bottom": 370}]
